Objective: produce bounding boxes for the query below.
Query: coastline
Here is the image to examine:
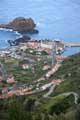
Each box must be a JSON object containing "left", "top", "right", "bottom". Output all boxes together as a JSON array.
[
  {"left": 0, "top": 28, "right": 80, "bottom": 56},
  {"left": 0, "top": 28, "right": 22, "bottom": 36}
]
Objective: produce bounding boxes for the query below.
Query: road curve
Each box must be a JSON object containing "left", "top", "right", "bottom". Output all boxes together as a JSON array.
[
  {"left": 61, "top": 92, "right": 79, "bottom": 104},
  {"left": 43, "top": 84, "right": 56, "bottom": 98}
]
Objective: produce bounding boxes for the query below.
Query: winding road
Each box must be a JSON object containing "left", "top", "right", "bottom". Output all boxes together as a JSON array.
[
  {"left": 43, "top": 84, "right": 56, "bottom": 98},
  {"left": 43, "top": 90, "right": 79, "bottom": 104},
  {"left": 61, "top": 92, "right": 79, "bottom": 104}
]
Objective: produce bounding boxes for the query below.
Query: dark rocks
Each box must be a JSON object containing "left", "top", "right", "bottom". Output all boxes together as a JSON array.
[
  {"left": 8, "top": 40, "right": 17, "bottom": 46},
  {"left": 8, "top": 36, "right": 31, "bottom": 46},
  {"left": 0, "top": 17, "right": 38, "bottom": 34},
  {"left": 15, "top": 36, "right": 31, "bottom": 43}
]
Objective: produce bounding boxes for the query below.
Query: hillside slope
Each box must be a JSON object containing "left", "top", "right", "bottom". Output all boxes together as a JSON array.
[{"left": 53, "top": 53, "right": 80, "bottom": 95}]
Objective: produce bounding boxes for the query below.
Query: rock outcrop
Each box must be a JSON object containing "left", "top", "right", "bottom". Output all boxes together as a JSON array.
[
  {"left": 0, "top": 17, "right": 38, "bottom": 34},
  {"left": 8, "top": 36, "right": 31, "bottom": 46},
  {"left": 15, "top": 36, "right": 31, "bottom": 43}
]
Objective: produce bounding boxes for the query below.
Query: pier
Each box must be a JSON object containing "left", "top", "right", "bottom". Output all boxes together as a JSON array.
[{"left": 64, "top": 42, "right": 80, "bottom": 47}]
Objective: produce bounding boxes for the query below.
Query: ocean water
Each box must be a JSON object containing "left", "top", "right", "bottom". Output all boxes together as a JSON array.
[{"left": 0, "top": 0, "right": 80, "bottom": 55}]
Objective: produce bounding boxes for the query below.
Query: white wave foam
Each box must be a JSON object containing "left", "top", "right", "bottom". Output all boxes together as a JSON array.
[
  {"left": 37, "top": 22, "right": 40, "bottom": 26},
  {"left": 0, "top": 28, "right": 4, "bottom": 30},
  {"left": 0, "top": 28, "right": 22, "bottom": 36},
  {"left": 36, "top": 22, "right": 46, "bottom": 28},
  {"left": 0, "top": 28, "right": 13, "bottom": 32},
  {"left": 15, "top": 31, "right": 22, "bottom": 37},
  {"left": 9, "top": 29, "right": 13, "bottom": 32}
]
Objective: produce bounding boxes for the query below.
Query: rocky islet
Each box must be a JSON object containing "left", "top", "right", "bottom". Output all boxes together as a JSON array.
[{"left": 0, "top": 17, "right": 38, "bottom": 34}]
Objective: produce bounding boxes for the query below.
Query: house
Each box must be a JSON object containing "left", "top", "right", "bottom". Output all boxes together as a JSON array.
[
  {"left": 2, "top": 87, "right": 8, "bottom": 94},
  {"left": 0, "top": 71, "right": 3, "bottom": 81},
  {"left": 0, "top": 76, "right": 3, "bottom": 81},
  {"left": 22, "top": 64, "right": 29, "bottom": 69},
  {"left": 45, "top": 63, "right": 61, "bottom": 79},
  {"left": 27, "top": 41, "right": 40, "bottom": 49},
  {"left": 43, "top": 48, "right": 51, "bottom": 55},
  {"left": 43, "top": 64, "right": 50, "bottom": 70},
  {"left": 52, "top": 79, "right": 62, "bottom": 85},
  {"left": 40, "top": 83, "right": 52, "bottom": 90},
  {"left": 7, "top": 76, "right": 15, "bottom": 84}
]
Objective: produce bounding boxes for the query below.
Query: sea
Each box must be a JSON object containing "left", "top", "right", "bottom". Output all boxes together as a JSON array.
[{"left": 0, "top": 0, "right": 80, "bottom": 55}]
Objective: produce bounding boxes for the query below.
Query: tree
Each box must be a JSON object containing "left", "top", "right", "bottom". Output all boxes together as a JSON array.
[
  {"left": 75, "top": 104, "right": 80, "bottom": 120},
  {"left": 8, "top": 99, "right": 32, "bottom": 120}
]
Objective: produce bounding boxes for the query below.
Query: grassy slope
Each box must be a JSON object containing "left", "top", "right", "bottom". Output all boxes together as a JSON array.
[
  {"left": 38, "top": 53, "right": 80, "bottom": 115},
  {"left": 53, "top": 53, "right": 80, "bottom": 95}
]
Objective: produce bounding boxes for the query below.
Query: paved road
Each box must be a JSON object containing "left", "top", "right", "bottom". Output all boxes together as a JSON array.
[
  {"left": 43, "top": 84, "right": 56, "bottom": 98},
  {"left": 43, "top": 84, "right": 79, "bottom": 104},
  {"left": 61, "top": 92, "right": 79, "bottom": 104}
]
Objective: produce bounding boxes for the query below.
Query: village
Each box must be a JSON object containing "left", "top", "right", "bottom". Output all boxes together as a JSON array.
[{"left": 0, "top": 39, "right": 66, "bottom": 99}]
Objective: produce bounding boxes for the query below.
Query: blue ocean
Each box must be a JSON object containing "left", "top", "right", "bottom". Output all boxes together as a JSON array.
[{"left": 0, "top": 0, "right": 80, "bottom": 55}]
